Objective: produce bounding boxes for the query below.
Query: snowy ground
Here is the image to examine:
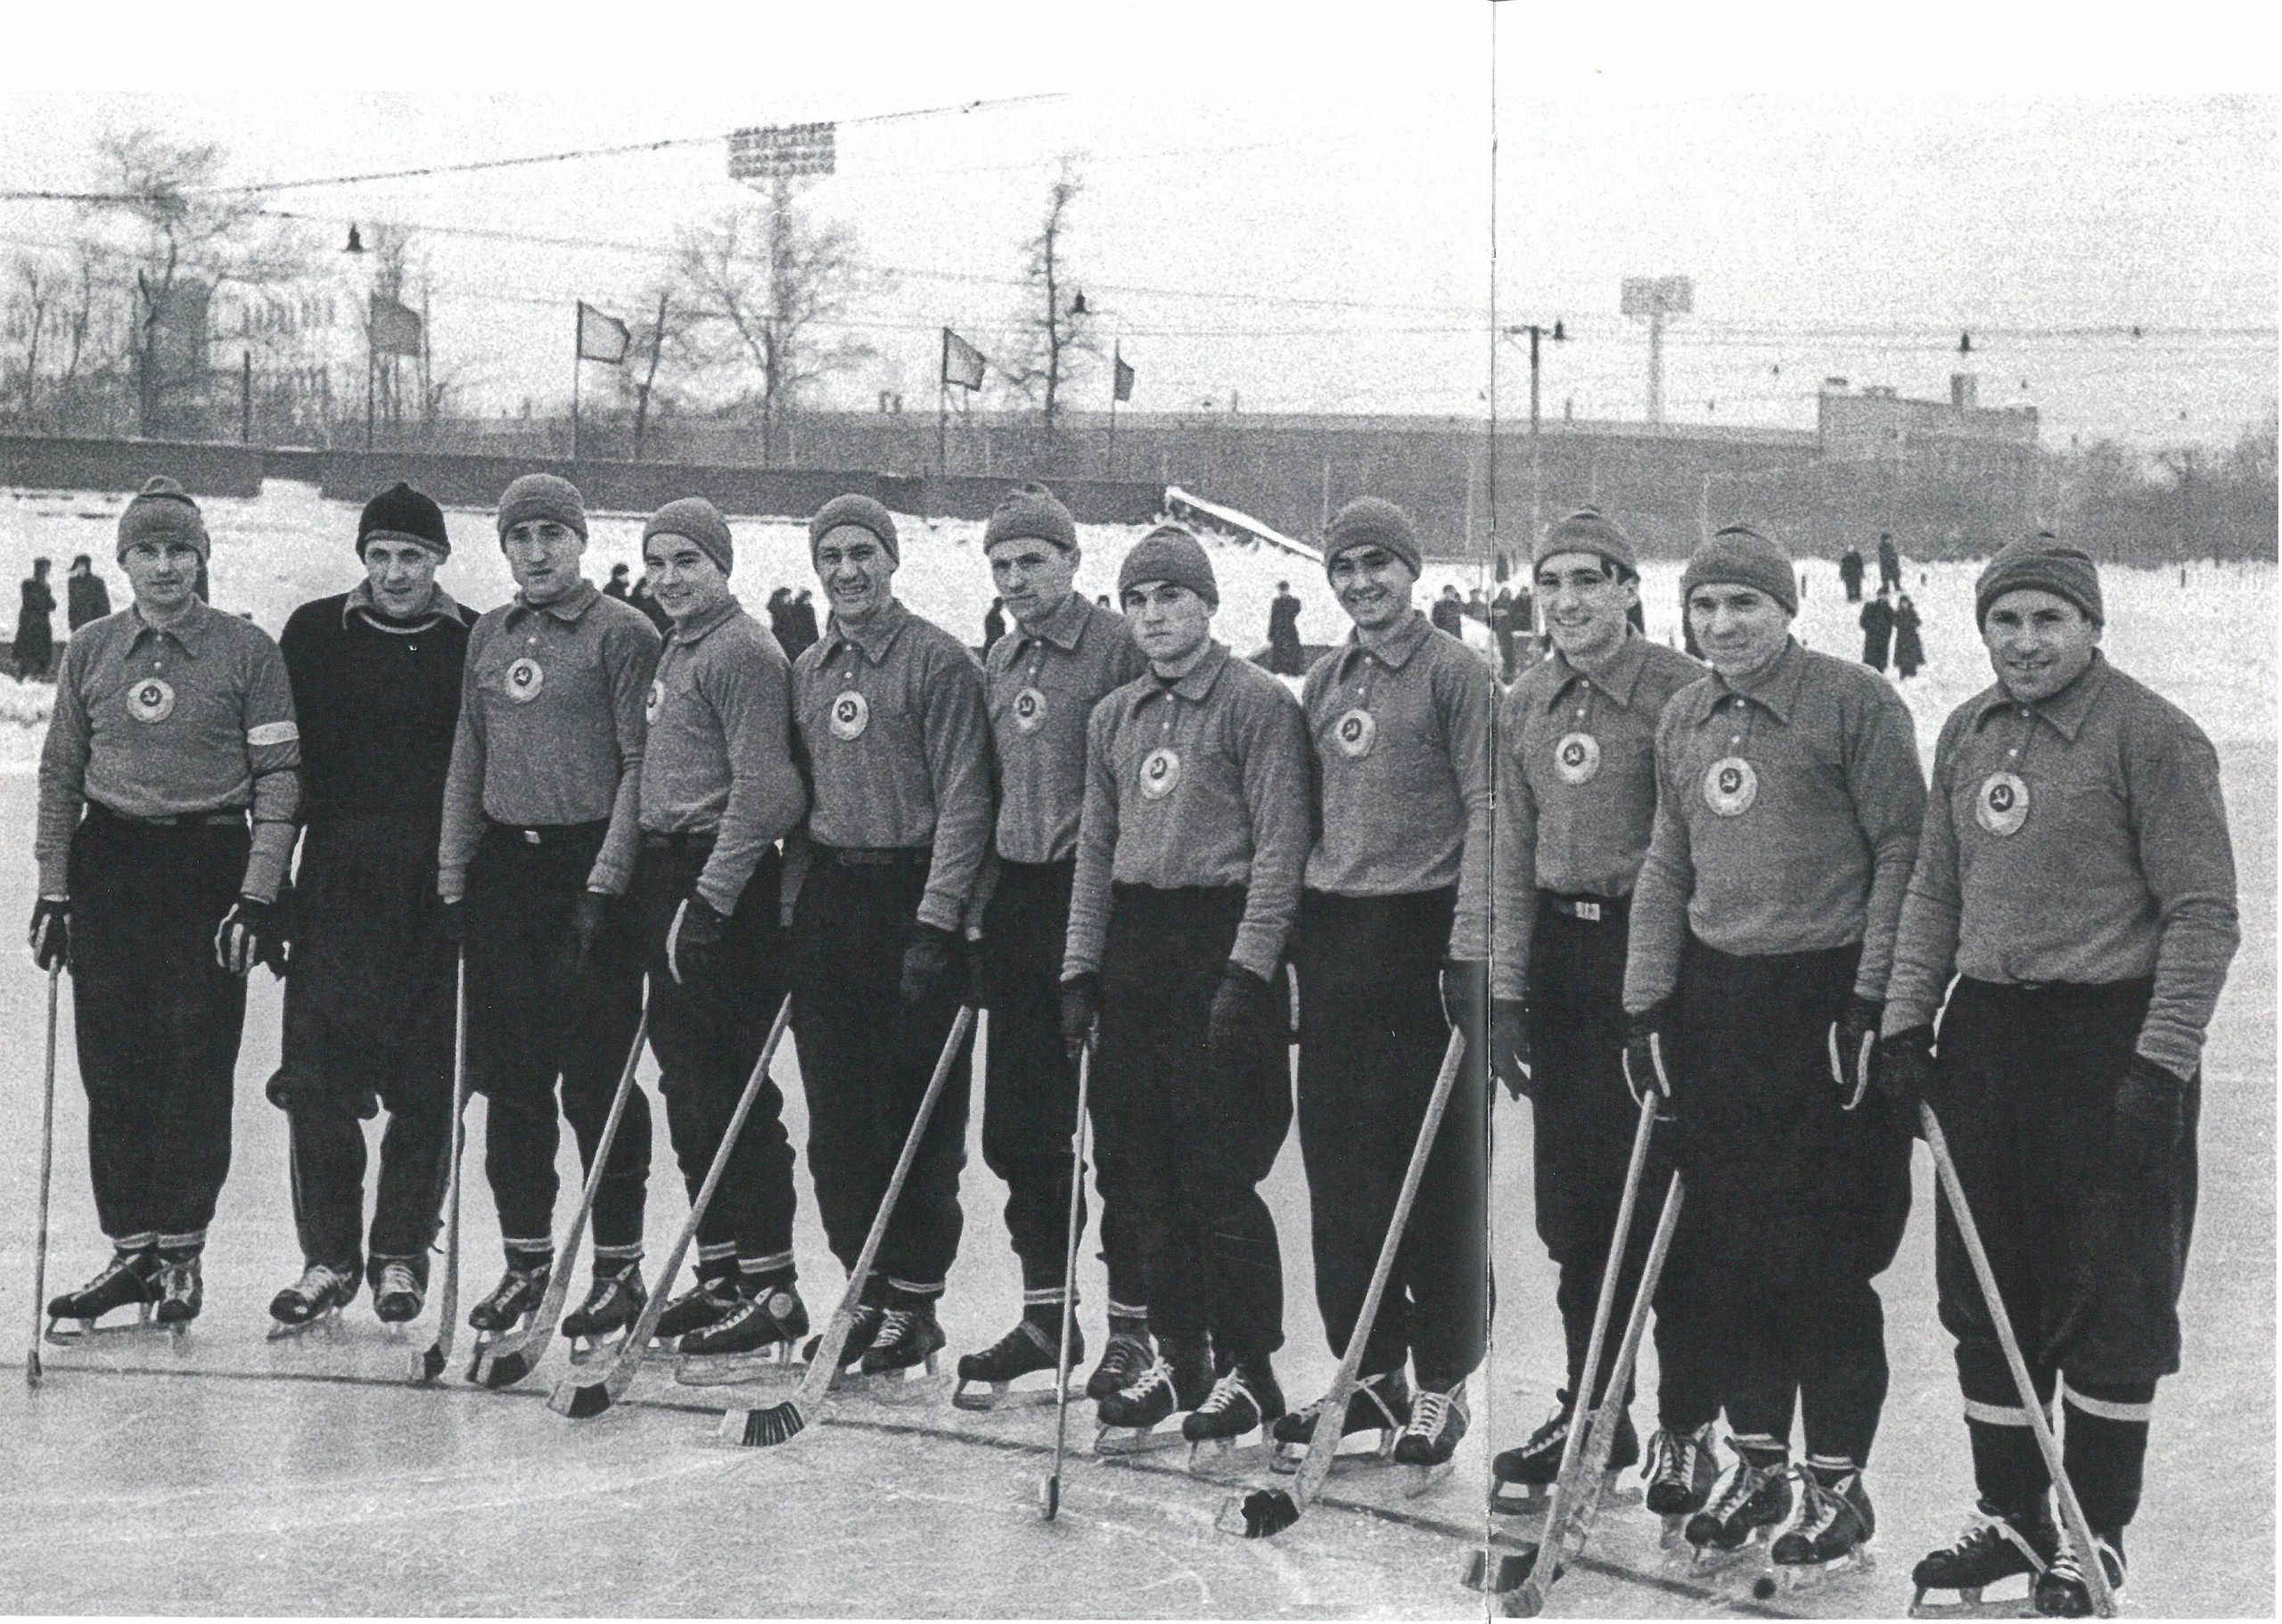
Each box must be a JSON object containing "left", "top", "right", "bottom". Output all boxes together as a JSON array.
[{"left": 0, "top": 480, "right": 2270, "bottom": 1617}]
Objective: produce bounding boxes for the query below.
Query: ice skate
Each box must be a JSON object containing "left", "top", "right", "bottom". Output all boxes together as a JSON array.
[
  {"left": 833, "top": 1302, "right": 943, "bottom": 1401},
  {"left": 1393, "top": 1379, "right": 1467, "bottom": 1497},
  {"left": 953, "top": 1317, "right": 1079, "bottom": 1412},
  {"left": 1181, "top": 1358, "right": 1284, "bottom": 1477},
  {"left": 1682, "top": 1443, "right": 1792, "bottom": 1588},
  {"left": 1769, "top": 1463, "right": 1877, "bottom": 1591},
  {"left": 2032, "top": 1529, "right": 2124, "bottom": 1619},
  {"left": 1268, "top": 1368, "right": 1408, "bottom": 1474},
  {"left": 1908, "top": 1503, "right": 2058, "bottom": 1618},
  {"left": 653, "top": 1273, "right": 743, "bottom": 1347},
  {"left": 800, "top": 1300, "right": 885, "bottom": 1374},
  {"left": 673, "top": 1285, "right": 810, "bottom": 1386},
  {"left": 1490, "top": 1395, "right": 1638, "bottom": 1514},
  {"left": 153, "top": 1254, "right": 202, "bottom": 1329},
  {"left": 1643, "top": 1423, "right": 1721, "bottom": 1546},
  {"left": 1094, "top": 1339, "right": 1209, "bottom": 1457},
  {"left": 45, "top": 1250, "right": 161, "bottom": 1342},
  {"left": 559, "top": 1261, "right": 645, "bottom": 1365},
  {"left": 464, "top": 1257, "right": 551, "bottom": 1370},
  {"left": 371, "top": 1259, "right": 428, "bottom": 1327},
  {"left": 1083, "top": 1327, "right": 1153, "bottom": 1403},
  {"left": 267, "top": 1261, "right": 357, "bottom": 1340}
]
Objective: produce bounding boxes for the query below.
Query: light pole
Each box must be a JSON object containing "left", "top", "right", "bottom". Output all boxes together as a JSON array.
[{"left": 1502, "top": 321, "right": 1565, "bottom": 560}]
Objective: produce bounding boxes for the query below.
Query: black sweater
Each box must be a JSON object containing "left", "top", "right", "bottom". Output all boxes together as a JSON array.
[{"left": 279, "top": 591, "right": 476, "bottom": 831}]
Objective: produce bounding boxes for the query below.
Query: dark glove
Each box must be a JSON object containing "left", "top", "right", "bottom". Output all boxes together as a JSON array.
[
  {"left": 1490, "top": 997, "right": 1533, "bottom": 1102},
  {"left": 668, "top": 893, "right": 727, "bottom": 988},
  {"left": 215, "top": 895, "right": 286, "bottom": 978},
  {"left": 1440, "top": 957, "right": 1489, "bottom": 1058},
  {"left": 1828, "top": 995, "right": 1883, "bottom": 1111},
  {"left": 1207, "top": 962, "right": 1279, "bottom": 1063},
  {"left": 1621, "top": 999, "right": 1676, "bottom": 1120},
  {"left": 28, "top": 898, "right": 69, "bottom": 972},
  {"left": 899, "top": 920, "right": 961, "bottom": 1005},
  {"left": 2114, "top": 1053, "right": 2188, "bottom": 1177},
  {"left": 554, "top": 889, "right": 613, "bottom": 986},
  {"left": 1876, "top": 1024, "right": 1936, "bottom": 1132},
  {"left": 1059, "top": 973, "right": 1100, "bottom": 1061}
]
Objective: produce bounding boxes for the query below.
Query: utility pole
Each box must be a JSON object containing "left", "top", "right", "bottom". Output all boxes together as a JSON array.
[{"left": 1503, "top": 321, "right": 1565, "bottom": 555}]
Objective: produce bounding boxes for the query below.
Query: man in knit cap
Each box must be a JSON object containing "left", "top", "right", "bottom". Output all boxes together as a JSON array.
[
  {"left": 1062, "top": 524, "right": 1310, "bottom": 1457},
  {"left": 32, "top": 476, "right": 300, "bottom": 1332},
  {"left": 626, "top": 497, "right": 813, "bottom": 1367},
  {"left": 1279, "top": 496, "right": 1491, "bottom": 1479},
  {"left": 787, "top": 492, "right": 991, "bottom": 1380},
  {"left": 438, "top": 473, "right": 661, "bottom": 1356},
  {"left": 1486, "top": 507, "right": 1723, "bottom": 1528},
  {"left": 956, "top": 482, "right": 1150, "bottom": 1409},
  {"left": 265, "top": 483, "right": 473, "bottom": 1333},
  {"left": 1884, "top": 534, "right": 2237, "bottom": 1618},
  {"left": 1620, "top": 522, "right": 1925, "bottom": 1579}
]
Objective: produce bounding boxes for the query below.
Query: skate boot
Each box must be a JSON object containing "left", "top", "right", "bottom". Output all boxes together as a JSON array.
[
  {"left": 653, "top": 1272, "right": 743, "bottom": 1346},
  {"left": 1909, "top": 1501, "right": 2058, "bottom": 1617},
  {"left": 370, "top": 1259, "right": 428, "bottom": 1326},
  {"left": 1644, "top": 1423, "right": 1722, "bottom": 1546},
  {"left": 1684, "top": 1440, "right": 1793, "bottom": 1575},
  {"left": 1182, "top": 1357, "right": 1285, "bottom": 1476},
  {"left": 45, "top": 1249, "right": 161, "bottom": 1341},
  {"left": 267, "top": 1260, "right": 358, "bottom": 1339},
  {"left": 1095, "top": 1336, "right": 1211, "bottom": 1456},
  {"left": 2033, "top": 1529, "right": 2124, "bottom": 1618},
  {"left": 674, "top": 1282, "right": 810, "bottom": 1385},
  {"left": 1490, "top": 1393, "right": 1639, "bottom": 1513},
  {"left": 154, "top": 1253, "right": 203, "bottom": 1328},
  {"left": 1393, "top": 1379, "right": 1469, "bottom": 1497},
  {"left": 955, "top": 1316, "right": 1082, "bottom": 1411},
  {"left": 852, "top": 1300, "right": 945, "bottom": 1397},
  {"left": 467, "top": 1257, "right": 551, "bottom": 1342},
  {"left": 560, "top": 1260, "right": 646, "bottom": 1364},
  {"left": 802, "top": 1300, "right": 886, "bottom": 1373},
  {"left": 1083, "top": 1325, "right": 1153, "bottom": 1403},
  {"left": 1770, "top": 1461, "right": 1877, "bottom": 1589},
  {"left": 1269, "top": 1369, "right": 1409, "bottom": 1473}
]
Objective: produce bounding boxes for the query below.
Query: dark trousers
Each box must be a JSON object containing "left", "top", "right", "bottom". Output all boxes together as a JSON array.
[
  {"left": 464, "top": 821, "right": 650, "bottom": 1257},
  {"left": 633, "top": 837, "right": 796, "bottom": 1275},
  {"left": 1529, "top": 899, "right": 1719, "bottom": 1431},
  {"left": 981, "top": 858, "right": 1146, "bottom": 1310},
  {"left": 789, "top": 849, "right": 970, "bottom": 1300},
  {"left": 68, "top": 807, "right": 248, "bottom": 1251},
  {"left": 1933, "top": 977, "right": 2189, "bottom": 1530},
  {"left": 1096, "top": 883, "right": 1291, "bottom": 1365},
  {"left": 1293, "top": 887, "right": 1487, "bottom": 1389},
  {"left": 1675, "top": 937, "right": 1912, "bottom": 1467},
  {"left": 272, "top": 816, "right": 456, "bottom": 1278}
]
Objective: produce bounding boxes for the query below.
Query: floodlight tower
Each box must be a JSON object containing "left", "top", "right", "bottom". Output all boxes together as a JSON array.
[{"left": 1621, "top": 275, "right": 1693, "bottom": 424}]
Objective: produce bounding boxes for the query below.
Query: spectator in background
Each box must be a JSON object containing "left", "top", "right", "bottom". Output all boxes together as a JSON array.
[
  {"left": 1859, "top": 585, "right": 1896, "bottom": 674},
  {"left": 1490, "top": 586, "right": 1517, "bottom": 678},
  {"left": 767, "top": 586, "right": 795, "bottom": 649},
  {"left": 1465, "top": 586, "right": 1488, "bottom": 623},
  {"left": 982, "top": 595, "right": 1007, "bottom": 657},
  {"left": 16, "top": 556, "right": 56, "bottom": 680},
  {"left": 1839, "top": 544, "right": 1866, "bottom": 603},
  {"left": 66, "top": 554, "right": 111, "bottom": 632},
  {"left": 783, "top": 587, "right": 820, "bottom": 660},
  {"left": 1876, "top": 531, "right": 1902, "bottom": 594},
  {"left": 1266, "top": 579, "right": 1305, "bottom": 675},
  {"left": 1430, "top": 584, "right": 1466, "bottom": 638},
  {"left": 1096, "top": 594, "right": 1117, "bottom": 614},
  {"left": 603, "top": 562, "right": 634, "bottom": 603},
  {"left": 628, "top": 570, "right": 674, "bottom": 636},
  {"left": 1892, "top": 593, "right": 1925, "bottom": 681}
]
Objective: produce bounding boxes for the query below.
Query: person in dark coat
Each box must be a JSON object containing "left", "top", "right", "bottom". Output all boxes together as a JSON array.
[
  {"left": 1892, "top": 593, "right": 1925, "bottom": 680},
  {"left": 627, "top": 572, "right": 673, "bottom": 636},
  {"left": 766, "top": 586, "right": 793, "bottom": 648},
  {"left": 603, "top": 563, "right": 634, "bottom": 603},
  {"left": 981, "top": 595, "right": 1007, "bottom": 657},
  {"left": 1839, "top": 545, "right": 1866, "bottom": 603},
  {"left": 1876, "top": 533, "right": 1902, "bottom": 595},
  {"left": 66, "top": 554, "right": 113, "bottom": 633},
  {"left": 1490, "top": 587, "right": 1517, "bottom": 678},
  {"left": 1859, "top": 587, "right": 1896, "bottom": 673},
  {"left": 784, "top": 588, "right": 820, "bottom": 659},
  {"left": 16, "top": 557, "right": 56, "bottom": 679},
  {"left": 1430, "top": 585, "right": 1466, "bottom": 638},
  {"left": 1266, "top": 580, "right": 1305, "bottom": 676}
]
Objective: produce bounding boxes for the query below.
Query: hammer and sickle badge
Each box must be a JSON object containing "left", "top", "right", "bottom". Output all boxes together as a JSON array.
[
  {"left": 1013, "top": 685, "right": 1048, "bottom": 734},
  {"left": 828, "top": 689, "right": 870, "bottom": 741},
  {"left": 1553, "top": 731, "right": 1601, "bottom": 784},
  {"left": 505, "top": 656, "right": 545, "bottom": 703},
  {"left": 1703, "top": 754, "right": 1759, "bottom": 816},
  {"left": 1334, "top": 707, "right": 1375, "bottom": 759},
  {"left": 127, "top": 677, "right": 176, "bottom": 724},
  {"left": 1975, "top": 770, "right": 2030, "bottom": 837},
  {"left": 1139, "top": 745, "right": 1182, "bottom": 800},
  {"left": 644, "top": 678, "right": 665, "bottom": 723}
]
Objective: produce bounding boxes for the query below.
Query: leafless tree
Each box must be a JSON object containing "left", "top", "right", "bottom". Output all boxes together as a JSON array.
[
  {"left": 610, "top": 282, "right": 703, "bottom": 462},
  {"left": 4, "top": 254, "right": 62, "bottom": 419},
  {"left": 998, "top": 156, "right": 1102, "bottom": 463}
]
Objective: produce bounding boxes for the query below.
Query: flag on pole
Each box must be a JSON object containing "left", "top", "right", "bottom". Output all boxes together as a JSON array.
[
  {"left": 577, "top": 301, "right": 631, "bottom": 365},
  {"left": 941, "top": 327, "right": 987, "bottom": 391},
  {"left": 1112, "top": 349, "right": 1135, "bottom": 403},
  {"left": 368, "top": 294, "right": 423, "bottom": 357}
]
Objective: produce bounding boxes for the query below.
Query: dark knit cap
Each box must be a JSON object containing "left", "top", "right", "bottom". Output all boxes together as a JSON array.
[
  {"left": 644, "top": 496, "right": 735, "bottom": 576},
  {"left": 983, "top": 481, "right": 1078, "bottom": 553},
  {"left": 1680, "top": 524, "right": 1798, "bottom": 615},
  {"left": 809, "top": 493, "right": 899, "bottom": 562},
  {"left": 1536, "top": 506, "right": 1638, "bottom": 579},
  {"left": 1975, "top": 532, "right": 2103, "bottom": 629},
  {"left": 1118, "top": 524, "right": 1218, "bottom": 606},
  {"left": 116, "top": 476, "right": 209, "bottom": 561},
  {"left": 357, "top": 481, "right": 449, "bottom": 557},
  {"left": 1323, "top": 496, "right": 1422, "bottom": 577},
  {"left": 497, "top": 472, "right": 587, "bottom": 540}
]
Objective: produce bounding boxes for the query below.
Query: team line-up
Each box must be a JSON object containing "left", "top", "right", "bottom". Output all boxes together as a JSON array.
[{"left": 24, "top": 473, "right": 2237, "bottom": 1617}]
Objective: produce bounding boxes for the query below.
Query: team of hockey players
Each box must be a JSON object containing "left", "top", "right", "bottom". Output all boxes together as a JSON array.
[{"left": 28, "top": 472, "right": 2237, "bottom": 1617}]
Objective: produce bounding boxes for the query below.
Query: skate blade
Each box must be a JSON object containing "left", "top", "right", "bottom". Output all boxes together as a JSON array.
[
  {"left": 44, "top": 1305, "right": 159, "bottom": 1344},
  {"left": 1093, "top": 1423, "right": 1183, "bottom": 1458},
  {"left": 833, "top": 1356, "right": 945, "bottom": 1407},
  {"left": 567, "top": 1331, "right": 635, "bottom": 1366},
  {"left": 1186, "top": 1434, "right": 1271, "bottom": 1481},
  {"left": 1268, "top": 1429, "right": 1398, "bottom": 1476},
  {"left": 1401, "top": 1457, "right": 1457, "bottom": 1498},
  {"left": 1773, "top": 1547, "right": 1876, "bottom": 1594},
  {"left": 265, "top": 1307, "right": 344, "bottom": 1341},
  {"left": 1908, "top": 1579, "right": 2039, "bottom": 1620},
  {"left": 951, "top": 1376, "right": 1061, "bottom": 1413},
  {"left": 674, "top": 1348, "right": 803, "bottom": 1388},
  {"left": 1490, "top": 1480, "right": 1554, "bottom": 1516}
]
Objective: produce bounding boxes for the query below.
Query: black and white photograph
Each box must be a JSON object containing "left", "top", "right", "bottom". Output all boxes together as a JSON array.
[{"left": 0, "top": 5, "right": 2270, "bottom": 1618}]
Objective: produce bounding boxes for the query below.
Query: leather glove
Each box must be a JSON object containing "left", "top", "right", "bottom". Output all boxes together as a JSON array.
[
  {"left": 668, "top": 892, "right": 727, "bottom": 989},
  {"left": 28, "top": 898, "right": 69, "bottom": 972},
  {"left": 1828, "top": 995, "right": 1883, "bottom": 1111},
  {"left": 1876, "top": 1024, "right": 1936, "bottom": 1132},
  {"left": 555, "top": 889, "right": 613, "bottom": 987},
  {"left": 899, "top": 920, "right": 961, "bottom": 1005},
  {"left": 1207, "top": 962, "right": 1278, "bottom": 1063},
  {"left": 1490, "top": 997, "right": 1533, "bottom": 1102},
  {"left": 216, "top": 895, "right": 286, "bottom": 978},
  {"left": 1059, "top": 973, "right": 1100, "bottom": 1061},
  {"left": 1440, "top": 957, "right": 1489, "bottom": 1058},
  {"left": 2114, "top": 1053, "right": 2189, "bottom": 1178},
  {"left": 1621, "top": 999, "right": 1676, "bottom": 1120}
]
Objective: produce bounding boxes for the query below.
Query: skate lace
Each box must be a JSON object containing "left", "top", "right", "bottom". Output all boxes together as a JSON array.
[
  {"left": 1097, "top": 1334, "right": 1148, "bottom": 1384},
  {"left": 1790, "top": 1468, "right": 1844, "bottom": 1538},
  {"left": 1704, "top": 1445, "right": 1772, "bottom": 1521},
  {"left": 293, "top": 1262, "right": 350, "bottom": 1302},
  {"left": 1404, "top": 1386, "right": 1454, "bottom": 1440},
  {"left": 1120, "top": 1359, "right": 1177, "bottom": 1405},
  {"left": 1643, "top": 1427, "right": 1694, "bottom": 1484},
  {"left": 2043, "top": 1536, "right": 2119, "bottom": 1594},
  {"left": 1948, "top": 1512, "right": 2048, "bottom": 1577},
  {"left": 159, "top": 1259, "right": 197, "bottom": 1299},
  {"left": 1524, "top": 1403, "right": 1571, "bottom": 1454},
  {"left": 1195, "top": 1368, "right": 1256, "bottom": 1419},
  {"left": 875, "top": 1308, "right": 923, "bottom": 1347},
  {"left": 375, "top": 1261, "right": 421, "bottom": 1301}
]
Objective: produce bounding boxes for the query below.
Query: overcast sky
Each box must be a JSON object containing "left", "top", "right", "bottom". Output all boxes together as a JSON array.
[{"left": 0, "top": 4, "right": 2270, "bottom": 450}]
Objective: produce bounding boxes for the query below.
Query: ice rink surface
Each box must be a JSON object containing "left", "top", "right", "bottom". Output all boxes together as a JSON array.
[{"left": 0, "top": 484, "right": 2270, "bottom": 1617}]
